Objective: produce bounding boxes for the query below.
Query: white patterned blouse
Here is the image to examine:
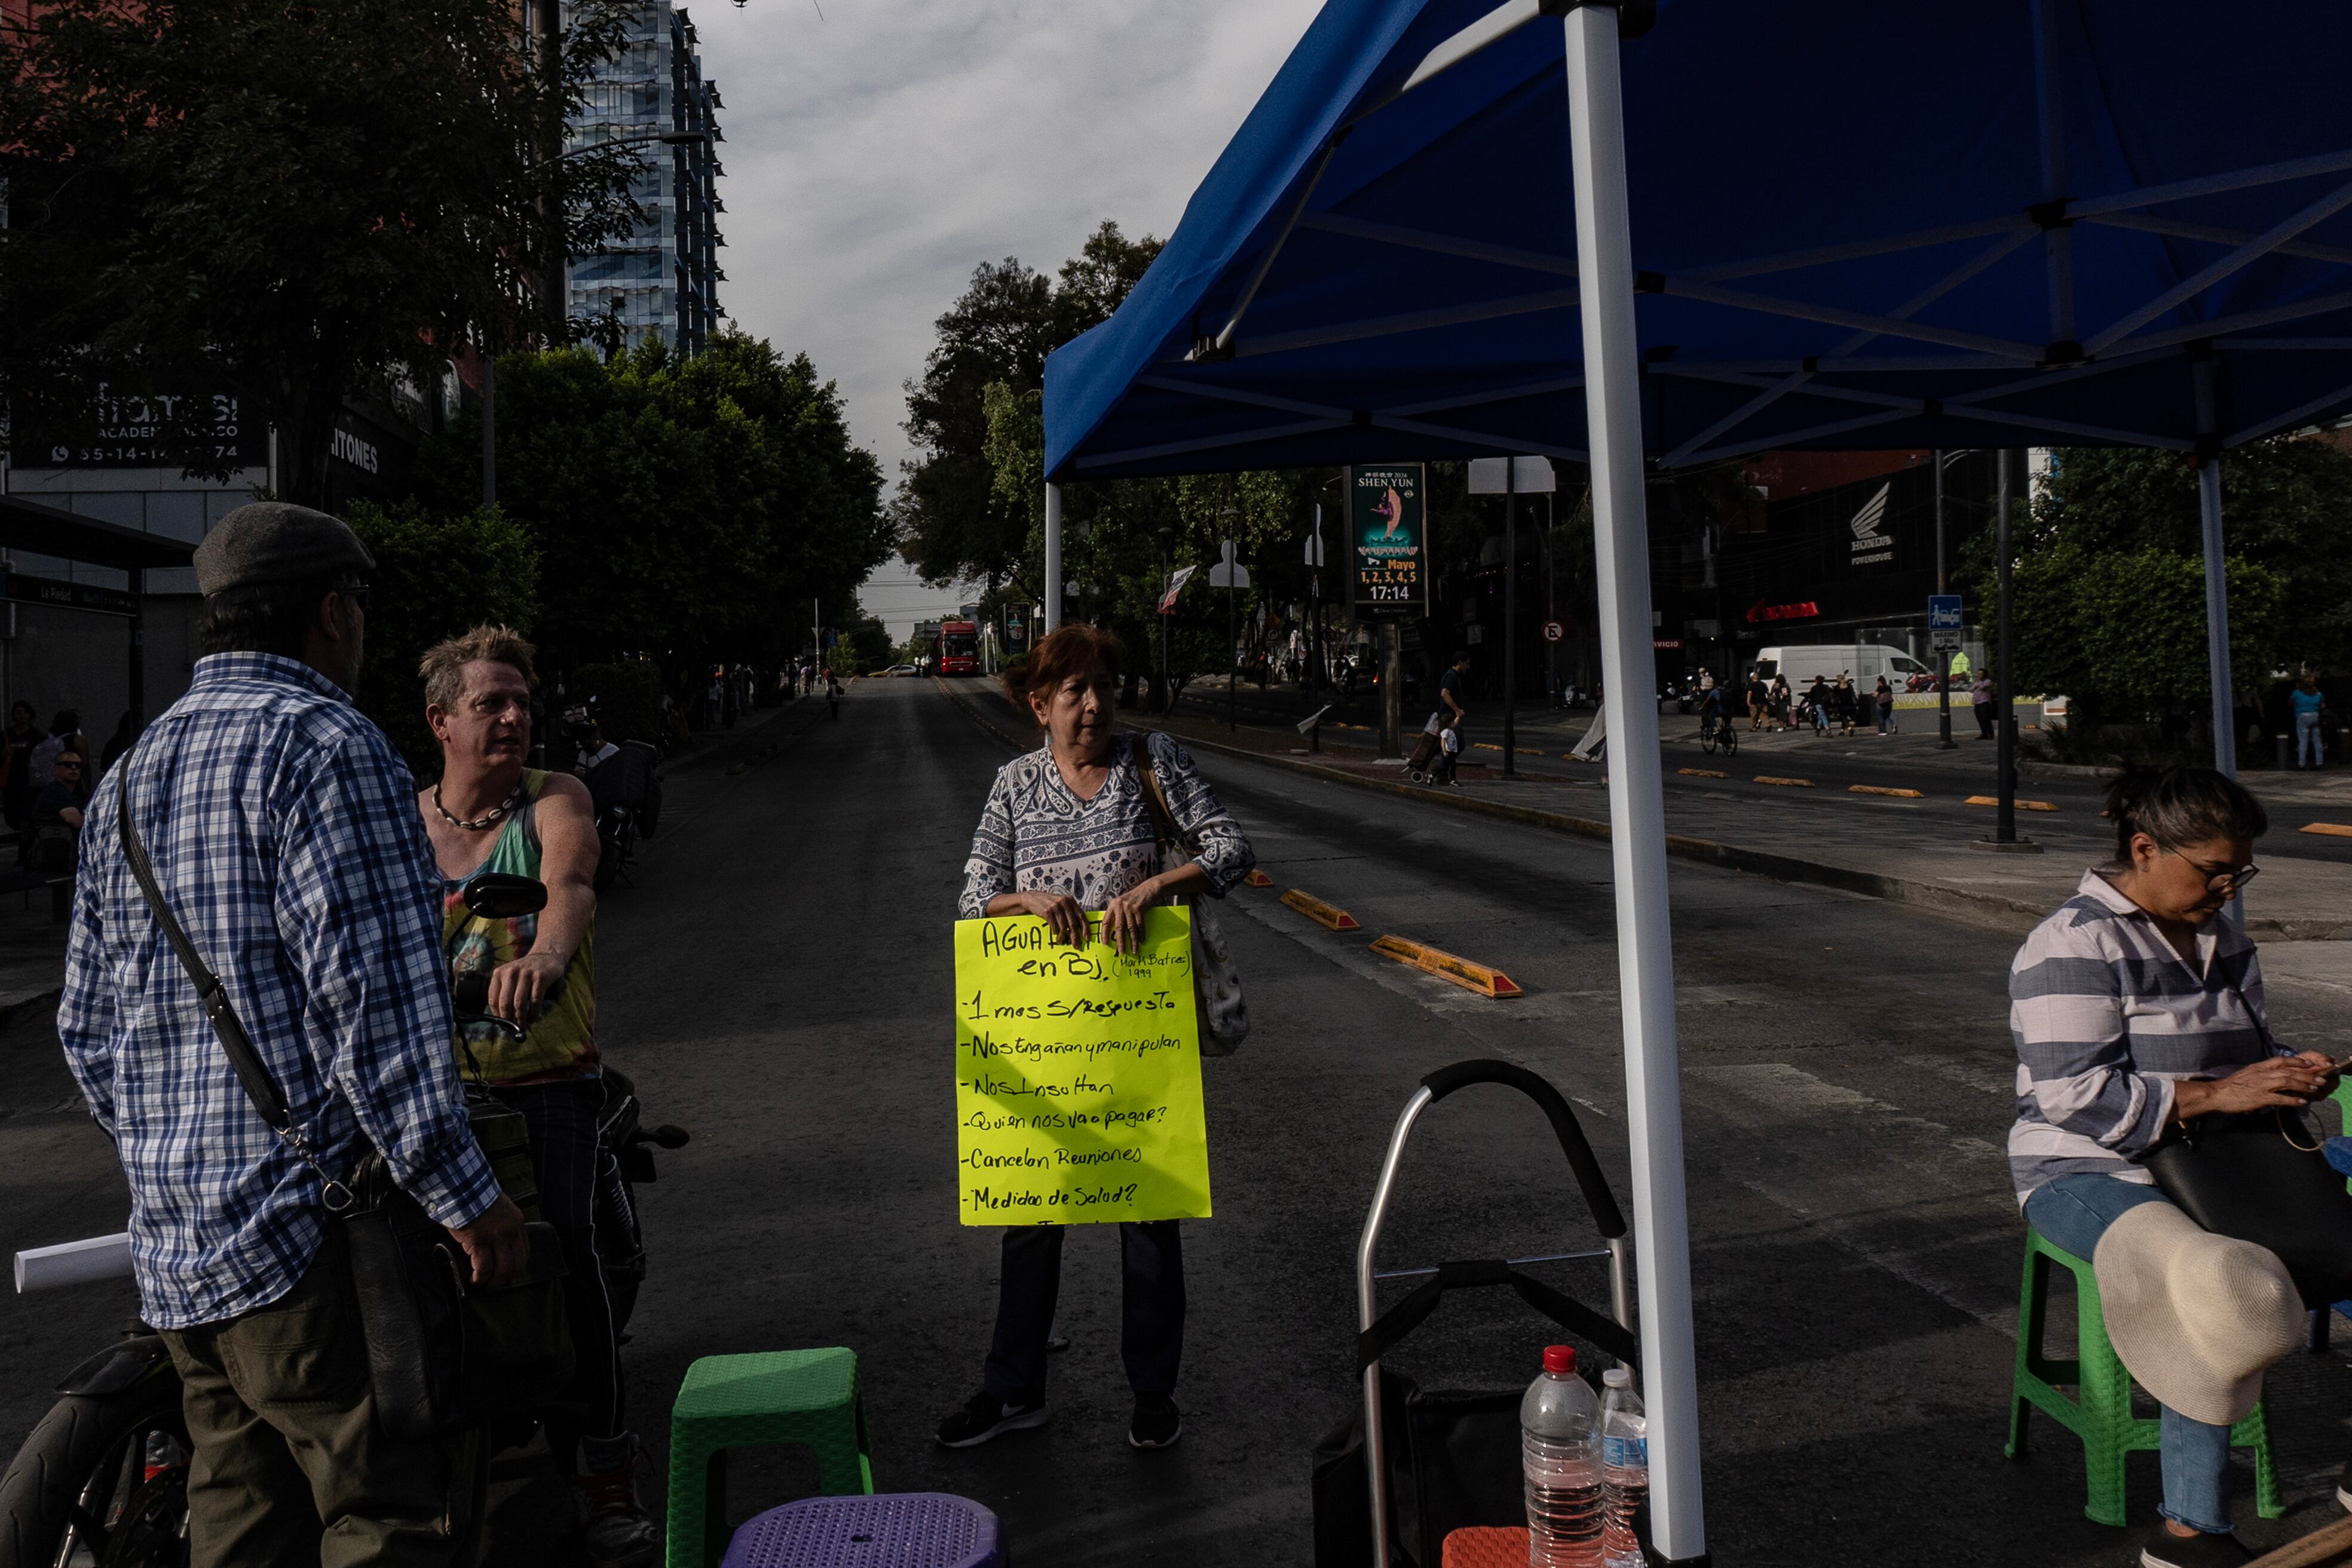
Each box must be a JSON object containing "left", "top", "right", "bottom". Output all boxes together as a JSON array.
[{"left": 957, "top": 730, "right": 1255, "bottom": 919}]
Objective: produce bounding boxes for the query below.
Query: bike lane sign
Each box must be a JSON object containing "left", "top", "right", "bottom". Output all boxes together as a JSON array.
[{"left": 1928, "top": 594, "right": 1962, "bottom": 652}]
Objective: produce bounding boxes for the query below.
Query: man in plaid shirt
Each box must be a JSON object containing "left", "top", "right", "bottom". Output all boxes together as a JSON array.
[{"left": 60, "top": 502, "right": 525, "bottom": 1567}]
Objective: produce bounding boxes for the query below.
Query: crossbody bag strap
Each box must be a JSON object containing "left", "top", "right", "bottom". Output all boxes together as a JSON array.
[
  {"left": 114, "top": 761, "right": 354, "bottom": 1210},
  {"left": 1130, "top": 732, "right": 1192, "bottom": 859}
]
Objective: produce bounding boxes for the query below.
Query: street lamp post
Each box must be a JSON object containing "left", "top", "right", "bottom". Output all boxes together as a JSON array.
[{"left": 1935, "top": 450, "right": 1954, "bottom": 749}]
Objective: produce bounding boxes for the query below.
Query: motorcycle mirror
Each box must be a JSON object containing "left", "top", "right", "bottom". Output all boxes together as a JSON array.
[
  {"left": 463, "top": 872, "right": 547, "bottom": 920},
  {"left": 648, "top": 1124, "right": 691, "bottom": 1150}
]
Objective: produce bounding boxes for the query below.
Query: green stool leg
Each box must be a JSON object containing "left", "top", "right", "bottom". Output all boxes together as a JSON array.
[
  {"left": 662, "top": 1435, "right": 713, "bottom": 1568},
  {"left": 704, "top": 1444, "right": 731, "bottom": 1566},
  {"left": 2008, "top": 1245, "right": 2048, "bottom": 1461},
  {"left": 2071, "top": 1260, "right": 2137, "bottom": 1527},
  {"left": 2232, "top": 1404, "right": 2283, "bottom": 1520}
]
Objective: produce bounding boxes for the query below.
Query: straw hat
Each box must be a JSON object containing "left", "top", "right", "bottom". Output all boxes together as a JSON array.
[{"left": 2093, "top": 1201, "right": 2305, "bottom": 1426}]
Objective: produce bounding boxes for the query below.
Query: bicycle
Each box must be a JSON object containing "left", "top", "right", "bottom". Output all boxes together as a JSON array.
[{"left": 1699, "top": 713, "right": 1738, "bottom": 758}]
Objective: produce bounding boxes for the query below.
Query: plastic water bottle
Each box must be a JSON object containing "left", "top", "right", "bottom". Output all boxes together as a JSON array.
[
  {"left": 1523, "top": 1344, "right": 1603, "bottom": 1567},
  {"left": 1599, "top": 1367, "right": 1648, "bottom": 1568}
]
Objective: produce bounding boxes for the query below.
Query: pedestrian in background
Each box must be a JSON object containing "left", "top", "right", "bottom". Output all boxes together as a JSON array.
[
  {"left": 27, "top": 750, "right": 87, "bottom": 875},
  {"left": 1806, "top": 675, "right": 1831, "bottom": 734},
  {"left": 29, "top": 709, "right": 84, "bottom": 792},
  {"left": 2294, "top": 673, "right": 2327, "bottom": 768},
  {"left": 948, "top": 623, "right": 1255, "bottom": 1454},
  {"left": 1745, "top": 667, "right": 1768, "bottom": 732},
  {"left": 98, "top": 710, "right": 139, "bottom": 773},
  {"left": 59, "top": 502, "right": 525, "bottom": 1566},
  {"left": 1875, "top": 675, "right": 1897, "bottom": 734},
  {"left": 1832, "top": 673, "right": 1857, "bottom": 736},
  {"left": 1973, "top": 672, "right": 1997, "bottom": 739}
]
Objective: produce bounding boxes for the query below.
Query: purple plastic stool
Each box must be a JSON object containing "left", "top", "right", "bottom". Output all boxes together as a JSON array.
[{"left": 719, "top": 1493, "right": 1001, "bottom": 1568}]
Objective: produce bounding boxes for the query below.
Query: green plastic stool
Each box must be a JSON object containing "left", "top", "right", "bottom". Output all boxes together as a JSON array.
[
  {"left": 666, "top": 1349, "right": 875, "bottom": 1568},
  {"left": 2007, "top": 1226, "right": 2281, "bottom": 1527}
]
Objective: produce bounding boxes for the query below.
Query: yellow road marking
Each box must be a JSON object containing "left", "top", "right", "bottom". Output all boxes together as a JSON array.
[
  {"left": 1849, "top": 785, "right": 1924, "bottom": 798},
  {"left": 1965, "top": 795, "right": 2057, "bottom": 811},
  {"left": 2302, "top": 822, "right": 2352, "bottom": 838},
  {"left": 1754, "top": 775, "right": 1814, "bottom": 788},
  {"left": 1679, "top": 767, "right": 1729, "bottom": 779}
]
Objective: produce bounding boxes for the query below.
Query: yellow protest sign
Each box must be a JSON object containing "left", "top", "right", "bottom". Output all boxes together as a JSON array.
[{"left": 953, "top": 907, "right": 1211, "bottom": 1226}]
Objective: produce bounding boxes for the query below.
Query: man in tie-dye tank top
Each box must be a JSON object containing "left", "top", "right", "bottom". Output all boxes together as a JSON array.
[{"left": 417, "top": 626, "right": 656, "bottom": 1568}]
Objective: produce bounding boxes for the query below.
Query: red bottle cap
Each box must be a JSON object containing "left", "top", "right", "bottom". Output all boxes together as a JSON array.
[{"left": 1544, "top": 1345, "right": 1576, "bottom": 1375}]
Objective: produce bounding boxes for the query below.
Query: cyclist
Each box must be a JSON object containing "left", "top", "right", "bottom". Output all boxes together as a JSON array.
[
  {"left": 1697, "top": 679, "right": 1726, "bottom": 748},
  {"left": 418, "top": 625, "right": 658, "bottom": 1568}
]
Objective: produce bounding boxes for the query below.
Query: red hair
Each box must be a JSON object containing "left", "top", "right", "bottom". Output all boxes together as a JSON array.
[{"left": 1007, "top": 623, "right": 1125, "bottom": 712}]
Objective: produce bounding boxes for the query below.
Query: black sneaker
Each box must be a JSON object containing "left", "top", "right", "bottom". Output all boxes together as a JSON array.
[
  {"left": 2139, "top": 1524, "right": 2252, "bottom": 1568},
  {"left": 936, "top": 1391, "right": 1049, "bottom": 1448},
  {"left": 1129, "top": 1394, "right": 1181, "bottom": 1450}
]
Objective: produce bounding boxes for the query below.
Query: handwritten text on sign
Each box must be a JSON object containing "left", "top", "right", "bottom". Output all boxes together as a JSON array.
[{"left": 954, "top": 909, "right": 1211, "bottom": 1226}]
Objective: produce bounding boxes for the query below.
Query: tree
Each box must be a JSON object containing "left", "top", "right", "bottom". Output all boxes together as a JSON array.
[
  {"left": 898, "top": 222, "right": 1163, "bottom": 591},
  {"left": 415, "top": 332, "right": 890, "bottom": 688},
  {"left": 2008, "top": 542, "right": 2284, "bottom": 745},
  {"left": 0, "top": 0, "right": 645, "bottom": 506},
  {"left": 2023, "top": 440, "right": 2352, "bottom": 682},
  {"left": 343, "top": 498, "right": 540, "bottom": 773}
]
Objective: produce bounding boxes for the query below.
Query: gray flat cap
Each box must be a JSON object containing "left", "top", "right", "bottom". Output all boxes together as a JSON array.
[{"left": 194, "top": 503, "right": 375, "bottom": 597}]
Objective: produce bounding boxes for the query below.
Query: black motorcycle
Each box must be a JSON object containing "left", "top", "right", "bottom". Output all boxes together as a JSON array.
[{"left": 0, "top": 874, "right": 686, "bottom": 1568}]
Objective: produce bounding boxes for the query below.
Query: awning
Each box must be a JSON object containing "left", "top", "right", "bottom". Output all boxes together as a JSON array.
[{"left": 0, "top": 493, "right": 197, "bottom": 574}]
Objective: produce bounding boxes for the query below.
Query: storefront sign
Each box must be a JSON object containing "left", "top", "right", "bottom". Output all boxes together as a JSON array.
[
  {"left": 5, "top": 572, "right": 139, "bottom": 617},
  {"left": 23, "top": 387, "right": 265, "bottom": 471},
  {"left": 1346, "top": 464, "right": 1427, "bottom": 616}
]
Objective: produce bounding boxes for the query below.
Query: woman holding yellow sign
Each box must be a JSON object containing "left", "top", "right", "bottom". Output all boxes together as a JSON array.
[{"left": 944, "top": 624, "right": 1255, "bottom": 1453}]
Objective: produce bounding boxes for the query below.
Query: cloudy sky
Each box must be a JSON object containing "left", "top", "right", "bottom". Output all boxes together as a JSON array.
[{"left": 679, "top": 0, "right": 1323, "bottom": 636}]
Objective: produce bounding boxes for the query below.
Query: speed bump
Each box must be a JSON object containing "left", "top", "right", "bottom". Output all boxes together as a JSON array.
[
  {"left": 1244, "top": 869, "right": 1275, "bottom": 887},
  {"left": 1849, "top": 784, "right": 1924, "bottom": 798},
  {"left": 1966, "top": 795, "right": 2057, "bottom": 811},
  {"left": 1281, "top": 890, "right": 1361, "bottom": 931},
  {"left": 1474, "top": 742, "right": 1502, "bottom": 751},
  {"left": 1754, "top": 775, "right": 1814, "bottom": 788},
  {"left": 2302, "top": 822, "right": 2352, "bottom": 838},
  {"left": 1679, "top": 767, "right": 1729, "bottom": 779},
  {"left": 1370, "top": 935, "right": 1523, "bottom": 999}
]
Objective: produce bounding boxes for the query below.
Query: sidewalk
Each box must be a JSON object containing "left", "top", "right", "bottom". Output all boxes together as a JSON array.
[{"left": 1140, "top": 703, "right": 2352, "bottom": 941}]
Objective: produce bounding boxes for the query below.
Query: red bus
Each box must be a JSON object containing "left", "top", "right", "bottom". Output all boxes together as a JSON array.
[{"left": 938, "top": 620, "right": 981, "bottom": 676}]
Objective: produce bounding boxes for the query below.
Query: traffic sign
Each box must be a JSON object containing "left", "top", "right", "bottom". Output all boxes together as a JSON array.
[
  {"left": 1541, "top": 620, "right": 1566, "bottom": 643},
  {"left": 1929, "top": 593, "right": 1963, "bottom": 652}
]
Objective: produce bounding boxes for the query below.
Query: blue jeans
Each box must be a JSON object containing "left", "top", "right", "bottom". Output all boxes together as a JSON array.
[
  {"left": 2024, "top": 1174, "right": 2235, "bottom": 1535},
  {"left": 2299, "top": 710, "right": 2323, "bottom": 767}
]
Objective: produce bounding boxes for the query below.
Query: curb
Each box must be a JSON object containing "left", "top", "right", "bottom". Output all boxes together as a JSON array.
[
  {"left": 938, "top": 686, "right": 2345, "bottom": 940},
  {"left": 1169, "top": 733, "right": 2344, "bottom": 939}
]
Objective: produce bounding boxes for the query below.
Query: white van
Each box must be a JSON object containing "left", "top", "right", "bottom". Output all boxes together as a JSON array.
[{"left": 1754, "top": 644, "right": 1936, "bottom": 690}]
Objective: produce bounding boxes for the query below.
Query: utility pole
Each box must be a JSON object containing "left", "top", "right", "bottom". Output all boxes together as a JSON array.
[
  {"left": 1995, "top": 451, "right": 2020, "bottom": 845},
  {"left": 537, "top": 0, "right": 566, "bottom": 345},
  {"left": 1502, "top": 457, "right": 1519, "bottom": 778},
  {"left": 1935, "top": 451, "right": 1953, "bottom": 748},
  {"left": 480, "top": 355, "right": 497, "bottom": 506}
]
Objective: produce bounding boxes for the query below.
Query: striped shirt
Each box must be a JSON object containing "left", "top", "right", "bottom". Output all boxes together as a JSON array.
[
  {"left": 59, "top": 653, "right": 500, "bottom": 1329},
  {"left": 958, "top": 730, "right": 1254, "bottom": 920},
  {"left": 2007, "top": 869, "right": 2278, "bottom": 1203}
]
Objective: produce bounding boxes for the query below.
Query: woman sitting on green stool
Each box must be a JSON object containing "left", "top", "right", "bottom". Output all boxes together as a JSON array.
[{"left": 2010, "top": 765, "right": 2335, "bottom": 1568}]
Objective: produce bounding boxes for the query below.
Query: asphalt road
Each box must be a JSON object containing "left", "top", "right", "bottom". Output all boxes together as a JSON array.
[{"left": 2, "top": 676, "right": 2350, "bottom": 1565}]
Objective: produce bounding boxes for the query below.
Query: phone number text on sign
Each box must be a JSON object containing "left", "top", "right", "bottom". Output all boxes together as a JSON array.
[{"left": 953, "top": 908, "right": 1212, "bottom": 1226}]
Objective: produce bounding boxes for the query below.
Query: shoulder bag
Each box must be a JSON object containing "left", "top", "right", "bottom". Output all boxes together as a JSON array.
[
  {"left": 1132, "top": 733, "right": 1249, "bottom": 1056},
  {"left": 2136, "top": 978, "right": 2352, "bottom": 1309},
  {"left": 115, "top": 773, "right": 573, "bottom": 1440}
]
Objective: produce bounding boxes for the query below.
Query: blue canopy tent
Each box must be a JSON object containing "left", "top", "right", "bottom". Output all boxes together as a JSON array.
[{"left": 1040, "top": 2, "right": 2352, "bottom": 1558}]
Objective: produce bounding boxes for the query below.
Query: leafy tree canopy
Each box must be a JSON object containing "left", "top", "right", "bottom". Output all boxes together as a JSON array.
[
  {"left": 416, "top": 332, "right": 890, "bottom": 683},
  {"left": 898, "top": 222, "right": 1162, "bottom": 591},
  {"left": 0, "top": 0, "right": 645, "bottom": 506}
]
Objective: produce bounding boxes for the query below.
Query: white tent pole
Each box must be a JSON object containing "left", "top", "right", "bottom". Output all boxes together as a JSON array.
[
  {"left": 2194, "top": 360, "right": 2234, "bottom": 779},
  {"left": 1043, "top": 482, "right": 1064, "bottom": 634},
  {"left": 1562, "top": 6, "right": 1705, "bottom": 1563}
]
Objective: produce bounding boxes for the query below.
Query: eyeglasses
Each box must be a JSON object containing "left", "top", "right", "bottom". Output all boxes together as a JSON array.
[
  {"left": 338, "top": 583, "right": 371, "bottom": 611},
  {"left": 2164, "top": 846, "right": 2260, "bottom": 894}
]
